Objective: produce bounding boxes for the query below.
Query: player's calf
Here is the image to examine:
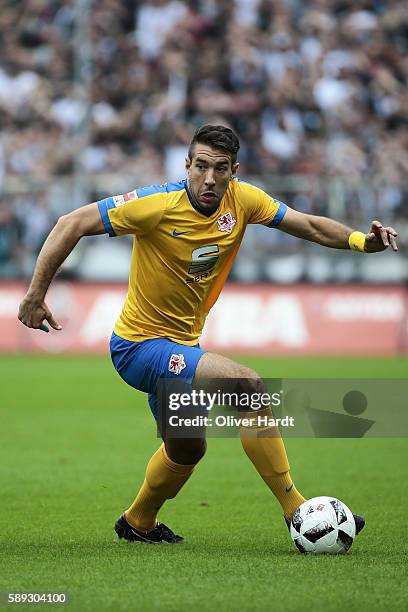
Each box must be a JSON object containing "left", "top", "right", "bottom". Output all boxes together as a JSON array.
[{"left": 123, "top": 443, "right": 203, "bottom": 533}]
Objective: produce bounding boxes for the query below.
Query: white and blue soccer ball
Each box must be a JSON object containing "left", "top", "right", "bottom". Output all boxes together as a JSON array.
[{"left": 290, "top": 496, "right": 356, "bottom": 554}]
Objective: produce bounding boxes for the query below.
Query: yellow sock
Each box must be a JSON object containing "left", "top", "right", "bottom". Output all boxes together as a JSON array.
[
  {"left": 240, "top": 411, "right": 305, "bottom": 520},
  {"left": 125, "top": 444, "right": 196, "bottom": 531}
]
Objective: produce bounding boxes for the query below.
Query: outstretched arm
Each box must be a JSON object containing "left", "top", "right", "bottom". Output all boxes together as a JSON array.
[
  {"left": 18, "top": 203, "right": 105, "bottom": 332},
  {"left": 278, "top": 207, "right": 398, "bottom": 253}
]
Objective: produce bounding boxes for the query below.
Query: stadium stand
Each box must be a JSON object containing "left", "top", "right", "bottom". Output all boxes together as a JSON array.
[{"left": 0, "top": 0, "right": 406, "bottom": 281}]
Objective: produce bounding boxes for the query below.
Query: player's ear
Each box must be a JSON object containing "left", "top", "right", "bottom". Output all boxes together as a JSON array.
[
  {"left": 231, "top": 162, "right": 239, "bottom": 176},
  {"left": 185, "top": 157, "right": 192, "bottom": 173}
]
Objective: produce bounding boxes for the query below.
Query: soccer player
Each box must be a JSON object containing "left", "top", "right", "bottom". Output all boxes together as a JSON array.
[{"left": 18, "top": 125, "right": 398, "bottom": 544}]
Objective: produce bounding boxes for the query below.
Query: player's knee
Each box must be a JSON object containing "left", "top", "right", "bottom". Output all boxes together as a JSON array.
[
  {"left": 165, "top": 438, "right": 207, "bottom": 465},
  {"left": 235, "top": 368, "right": 266, "bottom": 396}
]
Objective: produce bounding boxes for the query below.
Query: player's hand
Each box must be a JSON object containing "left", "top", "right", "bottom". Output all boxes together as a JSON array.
[
  {"left": 18, "top": 296, "right": 62, "bottom": 333},
  {"left": 364, "top": 221, "right": 398, "bottom": 253}
]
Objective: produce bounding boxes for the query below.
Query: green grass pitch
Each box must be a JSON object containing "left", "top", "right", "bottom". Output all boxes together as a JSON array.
[{"left": 1, "top": 354, "right": 407, "bottom": 611}]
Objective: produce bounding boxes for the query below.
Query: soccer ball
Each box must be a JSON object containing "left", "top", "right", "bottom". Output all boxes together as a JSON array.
[{"left": 290, "top": 496, "right": 356, "bottom": 554}]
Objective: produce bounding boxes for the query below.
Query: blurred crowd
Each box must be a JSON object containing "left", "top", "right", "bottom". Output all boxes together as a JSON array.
[{"left": 0, "top": 0, "right": 407, "bottom": 280}]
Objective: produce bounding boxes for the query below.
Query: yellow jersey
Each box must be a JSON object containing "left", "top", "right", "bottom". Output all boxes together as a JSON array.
[{"left": 97, "top": 178, "right": 286, "bottom": 345}]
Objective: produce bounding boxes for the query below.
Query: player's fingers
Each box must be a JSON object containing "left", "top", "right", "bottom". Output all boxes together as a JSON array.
[
  {"left": 388, "top": 232, "right": 399, "bottom": 252},
  {"left": 22, "top": 319, "right": 48, "bottom": 331},
  {"left": 30, "top": 318, "right": 49, "bottom": 331},
  {"left": 17, "top": 300, "right": 54, "bottom": 331},
  {"left": 17, "top": 305, "right": 31, "bottom": 327},
  {"left": 45, "top": 312, "right": 62, "bottom": 331},
  {"left": 371, "top": 220, "right": 383, "bottom": 232},
  {"left": 365, "top": 232, "right": 376, "bottom": 242},
  {"left": 17, "top": 313, "right": 35, "bottom": 329},
  {"left": 25, "top": 311, "right": 47, "bottom": 330},
  {"left": 17, "top": 313, "right": 26, "bottom": 326},
  {"left": 379, "top": 226, "right": 389, "bottom": 247}
]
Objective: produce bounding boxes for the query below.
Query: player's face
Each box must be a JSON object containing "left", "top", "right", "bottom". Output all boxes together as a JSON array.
[{"left": 185, "top": 144, "right": 239, "bottom": 212}]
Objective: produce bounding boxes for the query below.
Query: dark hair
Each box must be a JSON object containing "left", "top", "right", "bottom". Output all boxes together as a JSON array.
[{"left": 188, "top": 124, "right": 240, "bottom": 164}]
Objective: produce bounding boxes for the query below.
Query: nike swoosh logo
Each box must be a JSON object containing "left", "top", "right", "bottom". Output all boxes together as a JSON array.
[
  {"left": 285, "top": 484, "right": 294, "bottom": 493},
  {"left": 172, "top": 229, "right": 191, "bottom": 237},
  {"left": 129, "top": 527, "right": 161, "bottom": 544}
]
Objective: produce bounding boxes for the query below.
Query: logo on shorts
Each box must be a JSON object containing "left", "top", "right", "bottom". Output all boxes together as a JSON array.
[
  {"left": 169, "top": 353, "right": 186, "bottom": 375},
  {"left": 217, "top": 212, "right": 236, "bottom": 234}
]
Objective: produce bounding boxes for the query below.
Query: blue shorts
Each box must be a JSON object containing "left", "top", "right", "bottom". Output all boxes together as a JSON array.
[{"left": 110, "top": 332, "right": 206, "bottom": 420}]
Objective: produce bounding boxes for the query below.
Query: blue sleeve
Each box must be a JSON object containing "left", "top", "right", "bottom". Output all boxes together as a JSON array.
[
  {"left": 97, "top": 198, "right": 117, "bottom": 237},
  {"left": 267, "top": 201, "right": 287, "bottom": 228}
]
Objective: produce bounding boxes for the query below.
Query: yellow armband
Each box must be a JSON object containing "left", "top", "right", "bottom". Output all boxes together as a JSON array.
[{"left": 348, "top": 231, "right": 366, "bottom": 253}]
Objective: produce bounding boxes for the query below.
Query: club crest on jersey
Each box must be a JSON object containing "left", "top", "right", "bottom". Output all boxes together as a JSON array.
[
  {"left": 217, "top": 212, "right": 236, "bottom": 234},
  {"left": 169, "top": 353, "right": 186, "bottom": 375}
]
